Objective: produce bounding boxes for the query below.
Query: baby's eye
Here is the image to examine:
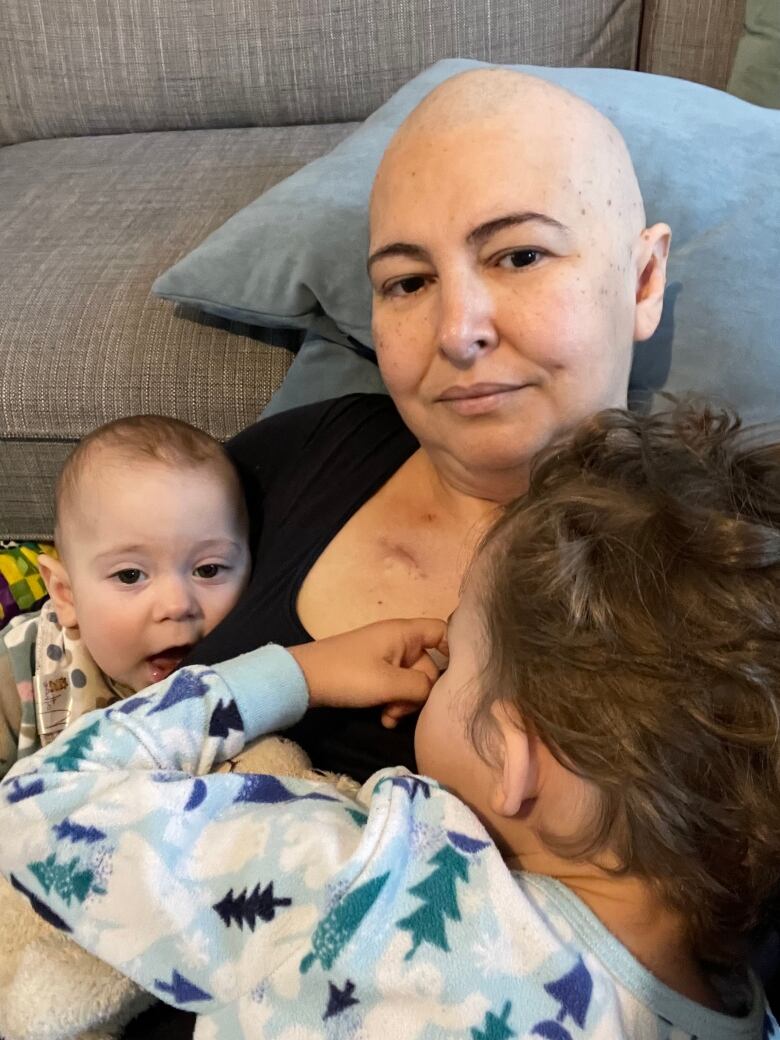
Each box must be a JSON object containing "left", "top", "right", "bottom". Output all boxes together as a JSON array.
[
  {"left": 113, "top": 568, "right": 143, "bottom": 585},
  {"left": 384, "top": 275, "right": 427, "bottom": 297},
  {"left": 497, "top": 249, "right": 542, "bottom": 269},
  {"left": 194, "top": 563, "right": 224, "bottom": 579}
]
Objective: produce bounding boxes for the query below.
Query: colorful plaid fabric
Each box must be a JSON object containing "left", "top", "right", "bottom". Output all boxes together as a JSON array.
[{"left": 0, "top": 543, "right": 56, "bottom": 629}]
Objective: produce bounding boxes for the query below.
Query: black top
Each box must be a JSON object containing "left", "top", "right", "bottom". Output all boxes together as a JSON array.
[{"left": 182, "top": 392, "right": 419, "bottom": 780}]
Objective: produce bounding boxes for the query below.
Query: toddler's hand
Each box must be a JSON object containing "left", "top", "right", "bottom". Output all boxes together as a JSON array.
[{"left": 288, "top": 618, "right": 448, "bottom": 722}]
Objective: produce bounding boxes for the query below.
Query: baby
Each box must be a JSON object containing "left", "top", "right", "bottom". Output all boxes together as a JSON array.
[
  {"left": 0, "top": 415, "right": 254, "bottom": 1040},
  {"left": 0, "top": 416, "right": 354, "bottom": 1040},
  {"left": 2, "top": 402, "right": 780, "bottom": 1040},
  {"left": 0, "top": 414, "right": 251, "bottom": 775}
]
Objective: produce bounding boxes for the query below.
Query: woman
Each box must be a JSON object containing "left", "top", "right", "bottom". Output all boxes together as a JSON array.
[
  {"left": 183, "top": 69, "right": 671, "bottom": 780},
  {"left": 128, "top": 67, "right": 671, "bottom": 1039}
]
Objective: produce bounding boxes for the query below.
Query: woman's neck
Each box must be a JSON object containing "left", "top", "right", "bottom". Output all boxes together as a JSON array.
[
  {"left": 410, "top": 449, "right": 517, "bottom": 525},
  {"left": 419, "top": 444, "right": 533, "bottom": 508}
]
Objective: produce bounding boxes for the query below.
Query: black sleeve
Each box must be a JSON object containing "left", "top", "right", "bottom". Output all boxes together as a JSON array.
[
  {"left": 182, "top": 393, "right": 410, "bottom": 671},
  {"left": 227, "top": 395, "right": 346, "bottom": 488},
  {"left": 226, "top": 395, "right": 355, "bottom": 545}
]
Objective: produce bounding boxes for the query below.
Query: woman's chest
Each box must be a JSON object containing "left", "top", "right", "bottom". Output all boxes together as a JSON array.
[{"left": 296, "top": 494, "right": 474, "bottom": 639}]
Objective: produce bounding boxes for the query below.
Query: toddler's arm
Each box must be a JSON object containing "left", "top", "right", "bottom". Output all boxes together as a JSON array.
[{"left": 0, "top": 622, "right": 445, "bottom": 1015}]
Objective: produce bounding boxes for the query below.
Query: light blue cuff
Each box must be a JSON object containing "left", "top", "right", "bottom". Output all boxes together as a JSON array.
[{"left": 213, "top": 644, "right": 310, "bottom": 741}]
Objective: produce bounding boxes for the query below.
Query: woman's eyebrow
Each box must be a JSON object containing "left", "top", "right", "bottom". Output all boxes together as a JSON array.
[
  {"left": 367, "top": 211, "right": 571, "bottom": 272},
  {"left": 467, "top": 211, "right": 571, "bottom": 246},
  {"left": 367, "top": 241, "right": 430, "bottom": 272}
]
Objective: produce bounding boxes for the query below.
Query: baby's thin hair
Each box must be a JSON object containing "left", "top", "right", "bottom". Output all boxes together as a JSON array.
[
  {"left": 55, "top": 415, "right": 246, "bottom": 548},
  {"left": 473, "top": 399, "right": 780, "bottom": 961}
]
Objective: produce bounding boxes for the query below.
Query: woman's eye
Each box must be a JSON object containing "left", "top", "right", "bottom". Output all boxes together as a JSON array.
[
  {"left": 194, "top": 564, "right": 223, "bottom": 579},
  {"left": 114, "top": 568, "right": 143, "bottom": 585},
  {"left": 385, "top": 275, "right": 426, "bottom": 297},
  {"left": 497, "top": 249, "right": 542, "bottom": 269}
]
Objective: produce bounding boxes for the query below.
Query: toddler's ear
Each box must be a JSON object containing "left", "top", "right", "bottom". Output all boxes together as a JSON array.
[
  {"left": 37, "top": 554, "right": 78, "bottom": 630},
  {"left": 487, "top": 701, "right": 538, "bottom": 819}
]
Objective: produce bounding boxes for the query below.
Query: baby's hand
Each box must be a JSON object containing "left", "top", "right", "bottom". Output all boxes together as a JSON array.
[{"left": 288, "top": 619, "right": 448, "bottom": 724}]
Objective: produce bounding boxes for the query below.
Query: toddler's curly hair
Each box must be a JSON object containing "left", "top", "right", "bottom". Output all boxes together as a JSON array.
[{"left": 474, "top": 400, "right": 780, "bottom": 961}]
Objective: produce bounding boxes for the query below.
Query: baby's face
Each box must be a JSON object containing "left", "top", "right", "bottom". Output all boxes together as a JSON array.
[{"left": 60, "top": 460, "right": 250, "bottom": 691}]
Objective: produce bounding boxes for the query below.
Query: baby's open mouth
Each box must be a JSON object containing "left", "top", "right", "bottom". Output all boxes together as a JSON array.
[{"left": 146, "top": 645, "right": 193, "bottom": 683}]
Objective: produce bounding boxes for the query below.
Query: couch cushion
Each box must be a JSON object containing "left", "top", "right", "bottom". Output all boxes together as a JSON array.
[
  {"left": 638, "top": 0, "right": 745, "bottom": 90},
  {"left": 0, "top": 0, "right": 641, "bottom": 144},
  {"left": 728, "top": 0, "right": 780, "bottom": 107},
  {"left": 155, "top": 60, "right": 780, "bottom": 430},
  {"left": 0, "top": 123, "right": 356, "bottom": 539}
]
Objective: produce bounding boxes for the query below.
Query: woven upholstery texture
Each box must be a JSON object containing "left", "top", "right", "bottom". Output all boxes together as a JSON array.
[
  {"left": 639, "top": 0, "right": 746, "bottom": 89},
  {"left": 0, "top": 0, "right": 642, "bottom": 144},
  {"left": 0, "top": 444, "right": 75, "bottom": 542},
  {"left": 0, "top": 1, "right": 750, "bottom": 539},
  {"left": 0, "top": 124, "right": 360, "bottom": 538}
]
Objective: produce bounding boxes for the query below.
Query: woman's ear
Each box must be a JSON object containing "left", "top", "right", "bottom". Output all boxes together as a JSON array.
[
  {"left": 633, "top": 222, "right": 672, "bottom": 343},
  {"left": 36, "top": 554, "right": 78, "bottom": 630},
  {"left": 487, "top": 701, "right": 538, "bottom": 818}
]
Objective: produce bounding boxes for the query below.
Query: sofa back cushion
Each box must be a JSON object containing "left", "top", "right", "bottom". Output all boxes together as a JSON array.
[
  {"left": 638, "top": 0, "right": 745, "bottom": 90},
  {"left": 0, "top": 0, "right": 642, "bottom": 144}
]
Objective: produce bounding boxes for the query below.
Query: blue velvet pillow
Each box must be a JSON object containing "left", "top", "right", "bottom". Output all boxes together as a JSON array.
[{"left": 154, "top": 59, "right": 780, "bottom": 422}]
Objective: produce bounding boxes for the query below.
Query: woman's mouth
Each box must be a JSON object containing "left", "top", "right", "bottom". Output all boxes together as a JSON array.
[{"left": 437, "top": 383, "right": 527, "bottom": 416}]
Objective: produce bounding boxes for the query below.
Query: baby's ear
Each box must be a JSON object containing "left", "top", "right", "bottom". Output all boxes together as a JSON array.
[
  {"left": 487, "top": 701, "right": 538, "bottom": 818},
  {"left": 37, "top": 554, "right": 78, "bottom": 630}
]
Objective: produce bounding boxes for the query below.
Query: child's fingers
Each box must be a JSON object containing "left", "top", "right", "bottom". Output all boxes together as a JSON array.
[
  {"left": 290, "top": 617, "right": 449, "bottom": 712},
  {"left": 379, "top": 659, "right": 434, "bottom": 705},
  {"left": 379, "top": 643, "right": 444, "bottom": 727},
  {"left": 426, "top": 645, "right": 449, "bottom": 672},
  {"left": 412, "top": 652, "right": 441, "bottom": 687},
  {"left": 396, "top": 618, "right": 448, "bottom": 667},
  {"left": 371, "top": 620, "right": 447, "bottom": 721},
  {"left": 381, "top": 702, "right": 420, "bottom": 729}
]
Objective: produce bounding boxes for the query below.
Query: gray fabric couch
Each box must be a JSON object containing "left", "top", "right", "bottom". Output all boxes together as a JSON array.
[{"left": 0, "top": 0, "right": 745, "bottom": 539}]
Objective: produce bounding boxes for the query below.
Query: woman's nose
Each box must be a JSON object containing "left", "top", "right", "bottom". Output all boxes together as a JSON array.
[{"left": 436, "top": 272, "right": 498, "bottom": 367}]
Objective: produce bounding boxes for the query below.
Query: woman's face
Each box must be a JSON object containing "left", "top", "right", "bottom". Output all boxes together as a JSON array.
[{"left": 368, "top": 119, "right": 648, "bottom": 491}]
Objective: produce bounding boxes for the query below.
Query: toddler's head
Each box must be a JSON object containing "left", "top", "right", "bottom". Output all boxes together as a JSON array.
[
  {"left": 39, "top": 416, "right": 250, "bottom": 692},
  {"left": 416, "top": 401, "right": 780, "bottom": 960}
]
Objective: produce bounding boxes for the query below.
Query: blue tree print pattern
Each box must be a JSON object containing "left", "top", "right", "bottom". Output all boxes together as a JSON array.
[
  {"left": 531, "top": 958, "right": 593, "bottom": 1039},
  {"left": 471, "top": 1000, "right": 516, "bottom": 1039},
  {"left": 397, "top": 843, "right": 470, "bottom": 960}
]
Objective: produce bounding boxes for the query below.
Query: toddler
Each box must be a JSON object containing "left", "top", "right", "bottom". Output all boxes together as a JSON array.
[
  {"left": 0, "top": 413, "right": 250, "bottom": 774},
  {"left": 2, "top": 402, "right": 780, "bottom": 1040}
]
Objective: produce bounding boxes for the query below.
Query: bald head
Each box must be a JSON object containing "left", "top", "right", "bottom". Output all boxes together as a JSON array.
[
  {"left": 372, "top": 68, "right": 646, "bottom": 244},
  {"left": 365, "top": 68, "right": 671, "bottom": 497}
]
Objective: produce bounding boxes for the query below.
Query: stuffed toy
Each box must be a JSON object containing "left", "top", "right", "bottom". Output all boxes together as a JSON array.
[
  {"left": 0, "top": 734, "right": 360, "bottom": 1040},
  {"left": 0, "top": 542, "right": 54, "bottom": 627}
]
